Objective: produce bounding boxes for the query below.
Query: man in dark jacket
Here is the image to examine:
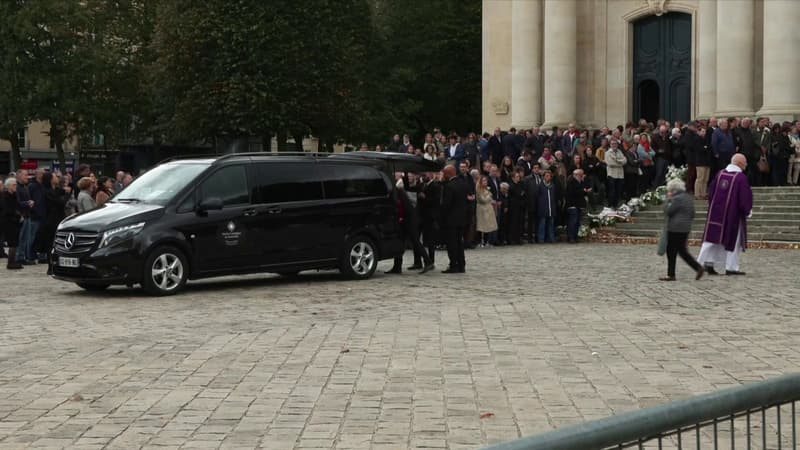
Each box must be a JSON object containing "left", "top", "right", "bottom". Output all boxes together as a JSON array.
[
  {"left": 502, "top": 127, "right": 522, "bottom": 162},
  {"left": 564, "top": 169, "right": 591, "bottom": 243},
  {"left": 14, "top": 169, "right": 35, "bottom": 265},
  {"left": 734, "top": 118, "right": 758, "bottom": 172},
  {"left": 651, "top": 125, "right": 673, "bottom": 186},
  {"left": 488, "top": 128, "right": 503, "bottom": 166},
  {"left": 26, "top": 169, "right": 48, "bottom": 263},
  {"left": 440, "top": 165, "right": 468, "bottom": 273},
  {"left": 523, "top": 164, "right": 543, "bottom": 243},
  {"left": 385, "top": 178, "right": 433, "bottom": 275},
  {"left": 418, "top": 173, "right": 442, "bottom": 266}
]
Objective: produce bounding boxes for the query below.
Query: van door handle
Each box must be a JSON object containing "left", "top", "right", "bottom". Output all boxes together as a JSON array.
[
  {"left": 243, "top": 209, "right": 257, "bottom": 217},
  {"left": 267, "top": 206, "right": 282, "bottom": 214}
]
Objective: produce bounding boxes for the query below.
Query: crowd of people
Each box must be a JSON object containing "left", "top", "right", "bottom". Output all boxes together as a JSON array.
[
  {"left": 2, "top": 115, "right": 796, "bottom": 274},
  {"left": 372, "top": 116, "right": 798, "bottom": 274},
  {"left": 0, "top": 166, "right": 134, "bottom": 269}
]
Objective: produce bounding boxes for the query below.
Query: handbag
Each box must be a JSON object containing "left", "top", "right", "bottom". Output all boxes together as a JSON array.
[
  {"left": 757, "top": 156, "right": 770, "bottom": 173},
  {"left": 656, "top": 226, "right": 667, "bottom": 256}
]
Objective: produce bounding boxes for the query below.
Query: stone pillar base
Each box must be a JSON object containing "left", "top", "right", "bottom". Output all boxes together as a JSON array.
[
  {"left": 540, "top": 121, "right": 575, "bottom": 129},
  {"left": 713, "top": 110, "right": 755, "bottom": 118},
  {"left": 755, "top": 106, "right": 800, "bottom": 123}
]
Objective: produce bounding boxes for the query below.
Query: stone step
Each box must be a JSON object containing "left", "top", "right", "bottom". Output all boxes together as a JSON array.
[
  {"left": 750, "top": 187, "right": 800, "bottom": 192},
  {"left": 612, "top": 228, "right": 800, "bottom": 242},
  {"left": 632, "top": 210, "right": 800, "bottom": 225},
  {"left": 620, "top": 220, "right": 800, "bottom": 230}
]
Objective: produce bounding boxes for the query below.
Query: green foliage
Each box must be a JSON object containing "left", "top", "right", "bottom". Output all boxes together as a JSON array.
[{"left": 0, "top": 0, "right": 482, "bottom": 162}]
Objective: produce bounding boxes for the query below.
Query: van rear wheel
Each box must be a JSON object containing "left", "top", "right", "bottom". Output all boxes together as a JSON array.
[
  {"left": 340, "top": 236, "right": 377, "bottom": 279},
  {"left": 142, "top": 246, "right": 188, "bottom": 296}
]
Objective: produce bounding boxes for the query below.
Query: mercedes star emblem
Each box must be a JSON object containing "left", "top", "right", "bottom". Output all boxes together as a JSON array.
[{"left": 65, "top": 232, "right": 76, "bottom": 250}]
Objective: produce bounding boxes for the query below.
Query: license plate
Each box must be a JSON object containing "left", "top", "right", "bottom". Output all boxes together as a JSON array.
[{"left": 58, "top": 257, "right": 80, "bottom": 268}]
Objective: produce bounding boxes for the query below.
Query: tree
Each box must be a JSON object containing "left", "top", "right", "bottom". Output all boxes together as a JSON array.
[{"left": 0, "top": 1, "right": 35, "bottom": 170}]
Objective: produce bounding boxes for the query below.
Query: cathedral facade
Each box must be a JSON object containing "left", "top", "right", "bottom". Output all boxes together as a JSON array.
[{"left": 482, "top": 0, "right": 800, "bottom": 130}]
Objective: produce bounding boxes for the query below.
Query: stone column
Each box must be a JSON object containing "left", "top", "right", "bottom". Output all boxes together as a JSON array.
[
  {"left": 714, "top": 0, "right": 754, "bottom": 117},
  {"left": 757, "top": 0, "right": 800, "bottom": 121},
  {"left": 542, "top": 0, "right": 576, "bottom": 128},
  {"left": 696, "top": 0, "right": 716, "bottom": 118},
  {"left": 511, "top": 0, "right": 542, "bottom": 128}
]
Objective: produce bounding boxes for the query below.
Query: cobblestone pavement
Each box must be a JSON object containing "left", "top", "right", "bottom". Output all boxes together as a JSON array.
[{"left": 0, "top": 244, "right": 799, "bottom": 449}]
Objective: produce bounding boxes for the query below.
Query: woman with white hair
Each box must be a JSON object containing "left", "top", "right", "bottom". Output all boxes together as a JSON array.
[
  {"left": 659, "top": 179, "right": 704, "bottom": 281},
  {"left": 1, "top": 177, "right": 24, "bottom": 270}
]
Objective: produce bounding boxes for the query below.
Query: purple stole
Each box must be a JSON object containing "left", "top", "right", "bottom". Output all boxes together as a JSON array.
[{"left": 703, "top": 170, "right": 752, "bottom": 251}]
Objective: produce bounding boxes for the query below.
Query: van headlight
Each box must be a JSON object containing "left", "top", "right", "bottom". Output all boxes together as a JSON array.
[{"left": 99, "top": 222, "right": 146, "bottom": 249}]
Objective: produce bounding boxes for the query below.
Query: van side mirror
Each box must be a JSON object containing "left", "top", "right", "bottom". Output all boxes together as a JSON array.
[{"left": 197, "top": 197, "right": 223, "bottom": 212}]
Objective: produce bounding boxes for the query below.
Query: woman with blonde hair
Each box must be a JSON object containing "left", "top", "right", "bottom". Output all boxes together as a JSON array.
[{"left": 475, "top": 176, "right": 498, "bottom": 247}]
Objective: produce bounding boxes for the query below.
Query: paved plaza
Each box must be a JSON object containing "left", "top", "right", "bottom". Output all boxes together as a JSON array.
[{"left": 0, "top": 244, "right": 798, "bottom": 449}]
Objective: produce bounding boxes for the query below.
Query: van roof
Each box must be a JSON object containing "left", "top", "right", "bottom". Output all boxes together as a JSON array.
[{"left": 162, "top": 151, "right": 443, "bottom": 173}]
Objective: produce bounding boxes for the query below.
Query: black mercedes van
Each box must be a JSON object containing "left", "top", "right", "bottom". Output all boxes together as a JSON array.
[{"left": 49, "top": 152, "right": 440, "bottom": 296}]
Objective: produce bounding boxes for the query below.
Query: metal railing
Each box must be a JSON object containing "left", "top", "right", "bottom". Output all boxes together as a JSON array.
[{"left": 485, "top": 373, "right": 800, "bottom": 450}]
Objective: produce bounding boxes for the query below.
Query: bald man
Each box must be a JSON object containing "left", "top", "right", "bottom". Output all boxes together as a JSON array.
[
  {"left": 697, "top": 153, "right": 753, "bottom": 275},
  {"left": 440, "top": 165, "right": 469, "bottom": 273}
]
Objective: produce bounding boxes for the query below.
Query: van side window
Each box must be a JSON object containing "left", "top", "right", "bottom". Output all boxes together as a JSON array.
[
  {"left": 321, "top": 165, "right": 388, "bottom": 199},
  {"left": 250, "top": 163, "right": 324, "bottom": 204},
  {"left": 199, "top": 165, "right": 249, "bottom": 206}
]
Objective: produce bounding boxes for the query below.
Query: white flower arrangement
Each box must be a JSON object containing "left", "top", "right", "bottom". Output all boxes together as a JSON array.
[{"left": 666, "top": 164, "right": 688, "bottom": 183}]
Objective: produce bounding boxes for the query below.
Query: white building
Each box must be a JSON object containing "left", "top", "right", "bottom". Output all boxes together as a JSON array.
[{"left": 482, "top": 0, "right": 800, "bottom": 131}]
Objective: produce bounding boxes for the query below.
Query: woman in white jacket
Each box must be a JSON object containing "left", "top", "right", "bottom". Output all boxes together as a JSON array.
[{"left": 604, "top": 139, "right": 628, "bottom": 207}]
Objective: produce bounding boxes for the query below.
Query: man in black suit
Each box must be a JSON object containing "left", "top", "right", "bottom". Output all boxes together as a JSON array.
[
  {"left": 523, "top": 163, "right": 544, "bottom": 243},
  {"left": 440, "top": 165, "right": 468, "bottom": 273},
  {"left": 488, "top": 128, "right": 503, "bottom": 166}
]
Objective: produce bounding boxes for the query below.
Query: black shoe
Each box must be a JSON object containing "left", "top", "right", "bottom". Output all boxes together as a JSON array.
[
  {"left": 705, "top": 266, "right": 719, "bottom": 275},
  {"left": 726, "top": 270, "right": 746, "bottom": 276},
  {"left": 384, "top": 268, "right": 402, "bottom": 274},
  {"left": 441, "top": 267, "right": 460, "bottom": 274},
  {"left": 6, "top": 262, "right": 23, "bottom": 270},
  {"left": 407, "top": 265, "right": 423, "bottom": 270},
  {"left": 419, "top": 264, "right": 434, "bottom": 274},
  {"left": 21, "top": 260, "right": 36, "bottom": 266}
]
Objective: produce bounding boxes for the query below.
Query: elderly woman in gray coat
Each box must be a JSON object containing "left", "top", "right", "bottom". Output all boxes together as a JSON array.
[{"left": 660, "top": 179, "right": 704, "bottom": 281}]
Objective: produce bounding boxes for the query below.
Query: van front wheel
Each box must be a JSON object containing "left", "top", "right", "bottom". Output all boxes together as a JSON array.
[
  {"left": 340, "top": 236, "right": 377, "bottom": 279},
  {"left": 142, "top": 246, "right": 188, "bottom": 296}
]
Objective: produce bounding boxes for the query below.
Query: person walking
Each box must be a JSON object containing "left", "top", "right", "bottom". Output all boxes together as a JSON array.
[
  {"left": 385, "top": 176, "right": 433, "bottom": 275},
  {"left": 697, "top": 153, "right": 753, "bottom": 275},
  {"left": 1, "top": 178, "right": 24, "bottom": 270},
  {"left": 418, "top": 172, "right": 442, "bottom": 266},
  {"left": 659, "top": 179, "right": 704, "bottom": 281}
]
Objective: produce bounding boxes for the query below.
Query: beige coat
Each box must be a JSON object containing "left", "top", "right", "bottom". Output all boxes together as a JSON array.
[{"left": 475, "top": 188, "right": 498, "bottom": 233}]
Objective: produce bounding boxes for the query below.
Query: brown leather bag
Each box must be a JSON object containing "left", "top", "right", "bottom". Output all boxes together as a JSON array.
[{"left": 757, "top": 156, "right": 770, "bottom": 173}]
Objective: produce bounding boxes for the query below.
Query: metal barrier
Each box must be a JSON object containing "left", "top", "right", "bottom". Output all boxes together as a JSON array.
[{"left": 485, "top": 373, "right": 800, "bottom": 450}]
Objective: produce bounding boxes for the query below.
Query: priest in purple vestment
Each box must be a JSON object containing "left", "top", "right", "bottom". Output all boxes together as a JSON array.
[{"left": 697, "top": 153, "right": 753, "bottom": 275}]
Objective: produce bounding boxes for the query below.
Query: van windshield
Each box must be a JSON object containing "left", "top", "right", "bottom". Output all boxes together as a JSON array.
[{"left": 112, "top": 163, "right": 209, "bottom": 206}]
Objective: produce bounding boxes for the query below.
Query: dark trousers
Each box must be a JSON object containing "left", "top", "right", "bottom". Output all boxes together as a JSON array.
[
  {"left": 392, "top": 227, "right": 430, "bottom": 270},
  {"left": 686, "top": 164, "right": 696, "bottom": 193},
  {"left": 566, "top": 207, "right": 581, "bottom": 241},
  {"left": 525, "top": 208, "right": 537, "bottom": 242},
  {"left": 607, "top": 178, "right": 624, "bottom": 207},
  {"left": 444, "top": 227, "right": 465, "bottom": 271},
  {"left": 507, "top": 206, "right": 523, "bottom": 244},
  {"left": 623, "top": 173, "right": 639, "bottom": 200},
  {"left": 654, "top": 158, "right": 668, "bottom": 186},
  {"left": 666, "top": 231, "right": 701, "bottom": 277},
  {"left": 770, "top": 157, "right": 788, "bottom": 186}
]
